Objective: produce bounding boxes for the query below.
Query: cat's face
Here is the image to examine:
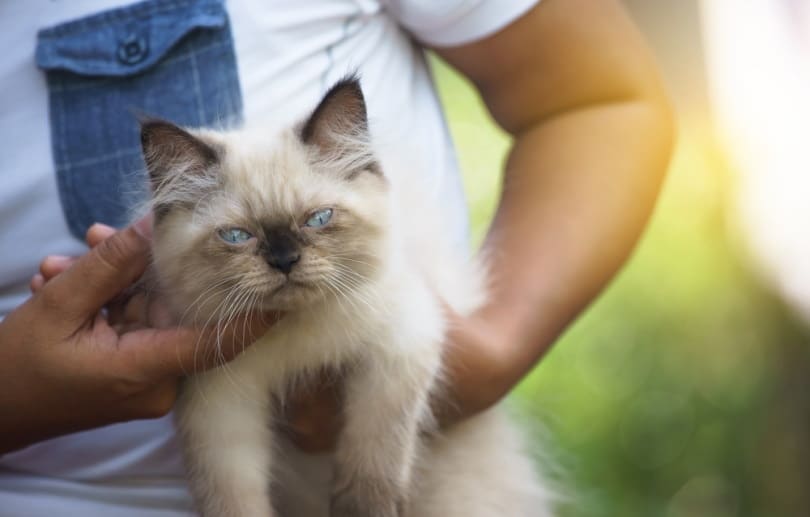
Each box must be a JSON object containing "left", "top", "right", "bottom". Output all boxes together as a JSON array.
[{"left": 141, "top": 78, "right": 389, "bottom": 321}]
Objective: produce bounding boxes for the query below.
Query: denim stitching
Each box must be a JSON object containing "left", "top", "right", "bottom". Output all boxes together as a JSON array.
[
  {"left": 188, "top": 44, "right": 207, "bottom": 126},
  {"left": 56, "top": 147, "right": 143, "bottom": 171},
  {"left": 53, "top": 75, "right": 80, "bottom": 236},
  {"left": 46, "top": 40, "right": 230, "bottom": 92},
  {"left": 37, "top": 0, "right": 222, "bottom": 39},
  {"left": 39, "top": 23, "right": 226, "bottom": 77}
]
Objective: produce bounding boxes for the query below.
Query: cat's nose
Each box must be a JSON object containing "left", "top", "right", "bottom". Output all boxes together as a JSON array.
[{"left": 266, "top": 251, "right": 300, "bottom": 274}]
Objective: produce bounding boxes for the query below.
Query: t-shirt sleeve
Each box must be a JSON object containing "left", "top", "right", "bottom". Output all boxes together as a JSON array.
[{"left": 382, "top": 0, "right": 540, "bottom": 47}]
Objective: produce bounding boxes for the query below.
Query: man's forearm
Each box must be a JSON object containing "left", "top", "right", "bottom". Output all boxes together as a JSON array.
[
  {"left": 432, "top": 0, "right": 675, "bottom": 419},
  {"left": 479, "top": 96, "right": 674, "bottom": 397}
]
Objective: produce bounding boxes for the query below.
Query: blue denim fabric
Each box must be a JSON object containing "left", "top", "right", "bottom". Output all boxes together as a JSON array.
[{"left": 36, "top": 0, "right": 243, "bottom": 240}]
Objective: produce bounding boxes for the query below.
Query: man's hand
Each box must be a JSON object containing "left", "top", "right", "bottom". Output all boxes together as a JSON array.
[{"left": 0, "top": 221, "right": 278, "bottom": 454}]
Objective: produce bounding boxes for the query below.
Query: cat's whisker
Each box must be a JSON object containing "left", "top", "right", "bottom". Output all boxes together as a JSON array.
[
  {"left": 182, "top": 286, "right": 247, "bottom": 405},
  {"left": 183, "top": 291, "right": 229, "bottom": 377},
  {"left": 237, "top": 288, "right": 262, "bottom": 353},
  {"left": 179, "top": 277, "right": 237, "bottom": 327},
  {"left": 319, "top": 282, "right": 361, "bottom": 341},
  {"left": 210, "top": 289, "right": 256, "bottom": 399},
  {"left": 330, "top": 254, "right": 379, "bottom": 269},
  {"left": 197, "top": 285, "right": 245, "bottom": 374},
  {"left": 204, "top": 293, "right": 236, "bottom": 366},
  {"left": 328, "top": 266, "right": 386, "bottom": 316},
  {"left": 323, "top": 275, "right": 376, "bottom": 318}
]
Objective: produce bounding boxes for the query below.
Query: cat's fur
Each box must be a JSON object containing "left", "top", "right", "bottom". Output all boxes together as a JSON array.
[{"left": 140, "top": 77, "right": 553, "bottom": 517}]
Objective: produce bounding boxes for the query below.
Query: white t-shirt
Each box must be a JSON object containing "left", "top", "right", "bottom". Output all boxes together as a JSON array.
[{"left": 0, "top": 0, "right": 537, "bottom": 515}]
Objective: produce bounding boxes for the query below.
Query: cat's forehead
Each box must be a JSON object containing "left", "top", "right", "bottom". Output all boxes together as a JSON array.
[{"left": 214, "top": 128, "right": 349, "bottom": 216}]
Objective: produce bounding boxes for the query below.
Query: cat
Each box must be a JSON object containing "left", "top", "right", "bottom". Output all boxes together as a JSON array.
[{"left": 139, "top": 76, "right": 553, "bottom": 517}]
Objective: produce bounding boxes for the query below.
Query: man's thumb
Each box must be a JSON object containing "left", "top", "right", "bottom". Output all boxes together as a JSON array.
[{"left": 43, "top": 225, "right": 151, "bottom": 321}]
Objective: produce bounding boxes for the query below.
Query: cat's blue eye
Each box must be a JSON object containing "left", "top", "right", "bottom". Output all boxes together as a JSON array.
[
  {"left": 218, "top": 227, "right": 253, "bottom": 244},
  {"left": 305, "top": 208, "right": 333, "bottom": 228}
]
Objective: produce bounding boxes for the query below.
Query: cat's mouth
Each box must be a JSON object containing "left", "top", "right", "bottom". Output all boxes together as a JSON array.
[
  {"left": 268, "top": 278, "right": 305, "bottom": 294},
  {"left": 260, "top": 276, "right": 319, "bottom": 305},
  {"left": 252, "top": 271, "right": 326, "bottom": 310}
]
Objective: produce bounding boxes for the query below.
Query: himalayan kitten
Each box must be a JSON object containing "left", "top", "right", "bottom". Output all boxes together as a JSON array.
[{"left": 139, "top": 77, "right": 553, "bottom": 517}]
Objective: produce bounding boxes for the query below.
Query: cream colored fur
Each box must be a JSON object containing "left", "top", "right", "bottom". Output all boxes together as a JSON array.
[{"left": 143, "top": 81, "right": 553, "bottom": 517}]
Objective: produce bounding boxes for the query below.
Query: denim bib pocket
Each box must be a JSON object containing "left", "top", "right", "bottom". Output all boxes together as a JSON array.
[{"left": 36, "top": 0, "right": 243, "bottom": 239}]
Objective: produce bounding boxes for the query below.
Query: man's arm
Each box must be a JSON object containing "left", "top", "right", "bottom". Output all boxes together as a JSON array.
[
  {"left": 433, "top": 0, "right": 675, "bottom": 422},
  {"left": 280, "top": 0, "right": 674, "bottom": 449}
]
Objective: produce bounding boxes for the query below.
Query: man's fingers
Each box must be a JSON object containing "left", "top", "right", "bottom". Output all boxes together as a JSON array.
[
  {"left": 117, "top": 311, "right": 281, "bottom": 380},
  {"left": 33, "top": 223, "right": 118, "bottom": 286},
  {"left": 107, "top": 291, "right": 148, "bottom": 328},
  {"left": 39, "top": 255, "right": 78, "bottom": 281},
  {"left": 116, "top": 379, "right": 180, "bottom": 421},
  {"left": 86, "top": 223, "right": 117, "bottom": 248},
  {"left": 132, "top": 214, "right": 154, "bottom": 240},
  {"left": 42, "top": 225, "right": 151, "bottom": 322},
  {"left": 205, "top": 311, "right": 282, "bottom": 365},
  {"left": 30, "top": 274, "right": 45, "bottom": 293}
]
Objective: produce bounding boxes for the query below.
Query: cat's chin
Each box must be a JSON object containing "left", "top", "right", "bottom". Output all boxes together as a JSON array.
[{"left": 258, "top": 281, "right": 327, "bottom": 312}]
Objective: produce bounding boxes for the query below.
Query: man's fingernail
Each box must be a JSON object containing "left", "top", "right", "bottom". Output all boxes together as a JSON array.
[
  {"left": 86, "top": 223, "right": 117, "bottom": 246},
  {"left": 89, "top": 223, "right": 115, "bottom": 233},
  {"left": 30, "top": 274, "right": 44, "bottom": 292},
  {"left": 44, "top": 255, "right": 73, "bottom": 267},
  {"left": 133, "top": 215, "right": 154, "bottom": 240}
]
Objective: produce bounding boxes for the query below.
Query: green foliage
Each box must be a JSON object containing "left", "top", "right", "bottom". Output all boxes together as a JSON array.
[{"left": 431, "top": 56, "right": 810, "bottom": 517}]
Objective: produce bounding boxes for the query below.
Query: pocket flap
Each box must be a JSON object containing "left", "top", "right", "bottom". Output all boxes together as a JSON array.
[{"left": 36, "top": 0, "right": 227, "bottom": 77}]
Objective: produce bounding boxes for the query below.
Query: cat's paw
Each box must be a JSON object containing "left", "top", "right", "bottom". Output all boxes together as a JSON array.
[
  {"left": 330, "top": 477, "right": 404, "bottom": 517},
  {"left": 330, "top": 496, "right": 402, "bottom": 517}
]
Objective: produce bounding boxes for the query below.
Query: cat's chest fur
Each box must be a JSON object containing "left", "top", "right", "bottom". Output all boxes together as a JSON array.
[{"left": 219, "top": 265, "right": 439, "bottom": 394}]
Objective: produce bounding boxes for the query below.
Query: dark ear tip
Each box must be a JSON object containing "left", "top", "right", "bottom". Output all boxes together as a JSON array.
[
  {"left": 137, "top": 115, "right": 172, "bottom": 131},
  {"left": 131, "top": 109, "right": 161, "bottom": 129},
  {"left": 136, "top": 116, "right": 185, "bottom": 148},
  {"left": 327, "top": 73, "right": 364, "bottom": 101}
]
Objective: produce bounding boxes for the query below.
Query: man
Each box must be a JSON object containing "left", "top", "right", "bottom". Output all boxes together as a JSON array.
[{"left": 0, "top": 0, "right": 673, "bottom": 514}]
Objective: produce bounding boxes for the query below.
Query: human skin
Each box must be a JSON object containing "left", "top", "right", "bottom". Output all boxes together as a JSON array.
[
  {"left": 9, "top": 0, "right": 674, "bottom": 453},
  {"left": 0, "top": 222, "right": 278, "bottom": 454}
]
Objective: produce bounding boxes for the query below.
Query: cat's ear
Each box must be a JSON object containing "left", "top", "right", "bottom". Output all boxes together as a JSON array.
[
  {"left": 300, "top": 76, "right": 381, "bottom": 177},
  {"left": 301, "top": 76, "right": 368, "bottom": 147},
  {"left": 139, "top": 117, "right": 219, "bottom": 191}
]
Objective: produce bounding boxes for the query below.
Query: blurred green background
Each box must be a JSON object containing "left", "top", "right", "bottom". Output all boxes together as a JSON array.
[{"left": 430, "top": 1, "right": 810, "bottom": 516}]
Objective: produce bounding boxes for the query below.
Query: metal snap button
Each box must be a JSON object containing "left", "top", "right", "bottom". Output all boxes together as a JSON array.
[{"left": 116, "top": 34, "right": 149, "bottom": 66}]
